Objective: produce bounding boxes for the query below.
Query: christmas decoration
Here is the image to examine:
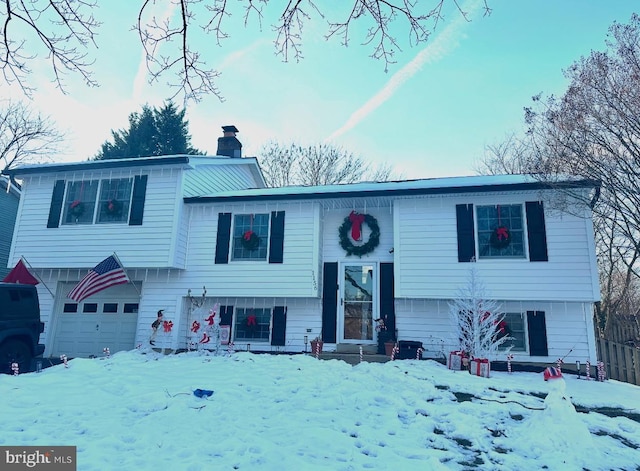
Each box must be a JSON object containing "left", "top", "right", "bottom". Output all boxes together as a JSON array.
[
  {"left": 391, "top": 345, "right": 399, "bottom": 361},
  {"left": 490, "top": 226, "right": 511, "bottom": 249},
  {"left": 597, "top": 361, "right": 606, "bottom": 381},
  {"left": 11, "top": 362, "right": 19, "bottom": 375},
  {"left": 544, "top": 367, "right": 563, "bottom": 381},
  {"left": 219, "top": 325, "right": 231, "bottom": 345},
  {"left": 470, "top": 358, "right": 490, "bottom": 377},
  {"left": 200, "top": 332, "right": 211, "bottom": 344},
  {"left": 338, "top": 211, "right": 380, "bottom": 257},
  {"left": 150, "top": 310, "right": 164, "bottom": 346},
  {"left": 556, "top": 358, "right": 564, "bottom": 370},
  {"left": 104, "top": 199, "right": 122, "bottom": 216},
  {"left": 205, "top": 310, "right": 216, "bottom": 326},
  {"left": 586, "top": 360, "right": 591, "bottom": 381},
  {"left": 311, "top": 338, "right": 322, "bottom": 359},
  {"left": 163, "top": 320, "right": 173, "bottom": 333},
  {"left": 60, "top": 354, "right": 68, "bottom": 368},
  {"left": 69, "top": 200, "right": 84, "bottom": 218},
  {"left": 241, "top": 230, "right": 260, "bottom": 251},
  {"left": 227, "top": 341, "right": 234, "bottom": 355},
  {"left": 448, "top": 350, "right": 467, "bottom": 370},
  {"left": 359, "top": 346, "right": 363, "bottom": 364},
  {"left": 191, "top": 321, "right": 201, "bottom": 333},
  {"left": 103, "top": 347, "right": 110, "bottom": 358},
  {"left": 507, "top": 353, "right": 514, "bottom": 374},
  {"left": 416, "top": 348, "right": 424, "bottom": 360}
]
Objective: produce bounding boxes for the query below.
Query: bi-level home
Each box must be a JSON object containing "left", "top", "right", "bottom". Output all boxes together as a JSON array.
[{"left": 3, "top": 127, "right": 601, "bottom": 365}]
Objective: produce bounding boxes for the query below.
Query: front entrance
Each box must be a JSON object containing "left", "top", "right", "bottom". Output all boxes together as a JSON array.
[{"left": 340, "top": 263, "right": 376, "bottom": 344}]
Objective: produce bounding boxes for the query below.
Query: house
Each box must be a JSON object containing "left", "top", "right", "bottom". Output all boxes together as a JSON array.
[
  {"left": 0, "top": 176, "right": 21, "bottom": 280},
  {"left": 3, "top": 128, "right": 601, "bottom": 365}
]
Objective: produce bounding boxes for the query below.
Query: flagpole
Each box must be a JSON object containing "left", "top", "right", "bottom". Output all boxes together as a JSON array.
[
  {"left": 112, "top": 252, "right": 141, "bottom": 296},
  {"left": 21, "top": 256, "right": 55, "bottom": 298}
]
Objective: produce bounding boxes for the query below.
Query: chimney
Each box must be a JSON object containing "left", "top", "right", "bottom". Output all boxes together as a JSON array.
[{"left": 216, "top": 125, "right": 242, "bottom": 158}]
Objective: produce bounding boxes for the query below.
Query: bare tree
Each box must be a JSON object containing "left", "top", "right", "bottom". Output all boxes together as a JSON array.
[
  {"left": 1, "top": 1, "right": 490, "bottom": 101},
  {"left": 0, "top": 100, "right": 64, "bottom": 173},
  {"left": 258, "top": 141, "right": 398, "bottom": 187}
]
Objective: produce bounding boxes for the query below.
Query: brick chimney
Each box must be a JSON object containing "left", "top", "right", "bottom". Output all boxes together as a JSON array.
[{"left": 216, "top": 125, "right": 242, "bottom": 158}]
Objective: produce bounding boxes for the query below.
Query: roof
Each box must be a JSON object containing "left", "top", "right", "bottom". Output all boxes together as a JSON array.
[
  {"left": 183, "top": 174, "right": 600, "bottom": 203},
  {"left": 0, "top": 175, "right": 21, "bottom": 198}
]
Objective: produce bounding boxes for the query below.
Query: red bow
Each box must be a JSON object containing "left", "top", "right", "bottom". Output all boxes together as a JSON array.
[
  {"left": 243, "top": 230, "right": 254, "bottom": 241},
  {"left": 163, "top": 320, "right": 173, "bottom": 332},
  {"left": 495, "top": 226, "right": 509, "bottom": 241},
  {"left": 247, "top": 315, "right": 257, "bottom": 326},
  {"left": 349, "top": 211, "right": 365, "bottom": 241},
  {"left": 472, "top": 358, "right": 489, "bottom": 364},
  {"left": 70, "top": 200, "right": 81, "bottom": 209},
  {"left": 191, "top": 321, "right": 201, "bottom": 333}
]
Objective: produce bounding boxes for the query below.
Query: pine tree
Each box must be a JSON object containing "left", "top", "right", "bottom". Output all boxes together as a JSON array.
[
  {"left": 95, "top": 101, "right": 203, "bottom": 159},
  {"left": 449, "top": 267, "right": 511, "bottom": 359}
]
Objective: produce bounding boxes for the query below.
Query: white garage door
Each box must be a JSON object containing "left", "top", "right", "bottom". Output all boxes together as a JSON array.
[{"left": 52, "top": 283, "right": 140, "bottom": 358}]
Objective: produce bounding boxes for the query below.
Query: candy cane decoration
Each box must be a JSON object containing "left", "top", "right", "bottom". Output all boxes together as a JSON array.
[
  {"left": 103, "top": 347, "right": 110, "bottom": 358},
  {"left": 556, "top": 358, "right": 564, "bottom": 370},
  {"left": 227, "top": 341, "right": 234, "bottom": 355},
  {"left": 416, "top": 348, "right": 423, "bottom": 360},
  {"left": 359, "top": 346, "right": 363, "bottom": 364},
  {"left": 391, "top": 344, "right": 399, "bottom": 361},
  {"left": 506, "top": 353, "right": 514, "bottom": 374},
  {"left": 60, "top": 354, "right": 68, "bottom": 368},
  {"left": 585, "top": 360, "right": 591, "bottom": 381},
  {"left": 597, "top": 361, "right": 606, "bottom": 381},
  {"left": 11, "top": 362, "right": 19, "bottom": 375},
  {"left": 314, "top": 340, "right": 320, "bottom": 359}
]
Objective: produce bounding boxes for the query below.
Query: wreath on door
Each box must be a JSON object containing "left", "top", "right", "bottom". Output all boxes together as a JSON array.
[{"left": 338, "top": 211, "right": 380, "bottom": 257}]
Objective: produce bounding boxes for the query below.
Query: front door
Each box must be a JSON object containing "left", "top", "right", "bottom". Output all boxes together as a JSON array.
[{"left": 340, "top": 263, "right": 376, "bottom": 344}]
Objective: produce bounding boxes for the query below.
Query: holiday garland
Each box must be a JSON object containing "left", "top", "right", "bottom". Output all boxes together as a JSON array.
[
  {"left": 489, "top": 226, "right": 511, "bottom": 249},
  {"left": 338, "top": 212, "right": 380, "bottom": 257}
]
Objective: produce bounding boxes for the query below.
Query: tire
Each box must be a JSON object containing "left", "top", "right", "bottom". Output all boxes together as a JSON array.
[{"left": 0, "top": 340, "right": 32, "bottom": 375}]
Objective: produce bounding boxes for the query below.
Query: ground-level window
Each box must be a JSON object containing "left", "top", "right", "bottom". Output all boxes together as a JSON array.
[
  {"left": 234, "top": 308, "right": 271, "bottom": 342},
  {"left": 476, "top": 204, "right": 525, "bottom": 259},
  {"left": 231, "top": 214, "right": 269, "bottom": 261},
  {"left": 498, "top": 313, "right": 527, "bottom": 352}
]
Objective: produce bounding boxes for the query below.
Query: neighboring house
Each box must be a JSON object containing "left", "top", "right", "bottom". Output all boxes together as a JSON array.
[
  {"left": 0, "top": 176, "right": 21, "bottom": 280},
  {"left": 2, "top": 129, "right": 602, "bottom": 365}
]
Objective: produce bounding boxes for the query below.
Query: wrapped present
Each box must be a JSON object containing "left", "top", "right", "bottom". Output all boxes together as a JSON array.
[
  {"left": 448, "top": 350, "right": 466, "bottom": 370},
  {"left": 470, "top": 358, "right": 490, "bottom": 377}
]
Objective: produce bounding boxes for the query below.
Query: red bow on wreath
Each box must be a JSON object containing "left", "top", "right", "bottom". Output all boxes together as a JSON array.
[
  {"left": 495, "top": 226, "right": 509, "bottom": 241},
  {"left": 163, "top": 320, "right": 174, "bottom": 333},
  {"left": 191, "top": 320, "right": 201, "bottom": 333},
  {"left": 247, "top": 315, "right": 257, "bottom": 326},
  {"left": 348, "top": 211, "right": 365, "bottom": 241},
  {"left": 243, "top": 230, "right": 254, "bottom": 241}
]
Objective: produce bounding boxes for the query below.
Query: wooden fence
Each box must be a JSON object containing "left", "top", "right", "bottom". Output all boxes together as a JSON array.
[{"left": 597, "top": 338, "right": 640, "bottom": 386}]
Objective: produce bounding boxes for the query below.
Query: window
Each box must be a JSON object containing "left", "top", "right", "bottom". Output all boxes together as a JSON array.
[
  {"left": 476, "top": 204, "right": 525, "bottom": 259},
  {"left": 62, "top": 178, "right": 133, "bottom": 226},
  {"left": 234, "top": 308, "right": 271, "bottom": 342},
  {"left": 103, "top": 303, "right": 118, "bottom": 313},
  {"left": 83, "top": 303, "right": 98, "bottom": 313},
  {"left": 123, "top": 303, "right": 139, "bottom": 313},
  {"left": 498, "top": 313, "right": 527, "bottom": 352},
  {"left": 231, "top": 214, "right": 269, "bottom": 261},
  {"left": 63, "top": 303, "right": 78, "bottom": 313}
]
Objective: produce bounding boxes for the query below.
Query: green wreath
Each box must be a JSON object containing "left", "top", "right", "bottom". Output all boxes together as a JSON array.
[
  {"left": 241, "top": 230, "right": 260, "bottom": 251},
  {"left": 490, "top": 226, "right": 511, "bottom": 249},
  {"left": 104, "top": 199, "right": 123, "bottom": 217},
  {"left": 339, "top": 213, "right": 380, "bottom": 257},
  {"left": 69, "top": 200, "right": 85, "bottom": 218}
]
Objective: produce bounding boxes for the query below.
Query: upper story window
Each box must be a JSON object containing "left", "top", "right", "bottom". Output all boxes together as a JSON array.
[
  {"left": 231, "top": 213, "right": 269, "bottom": 261},
  {"left": 62, "top": 178, "right": 133, "bottom": 225},
  {"left": 476, "top": 204, "right": 525, "bottom": 259}
]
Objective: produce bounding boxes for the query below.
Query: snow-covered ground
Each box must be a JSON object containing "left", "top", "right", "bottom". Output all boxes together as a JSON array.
[{"left": 2, "top": 350, "right": 639, "bottom": 471}]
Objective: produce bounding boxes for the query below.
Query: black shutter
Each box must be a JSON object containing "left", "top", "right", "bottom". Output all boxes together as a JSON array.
[
  {"left": 271, "top": 306, "right": 287, "bottom": 346},
  {"left": 47, "top": 180, "right": 66, "bottom": 228},
  {"left": 456, "top": 204, "right": 476, "bottom": 262},
  {"left": 129, "top": 175, "right": 148, "bottom": 226},
  {"left": 321, "top": 262, "right": 338, "bottom": 343},
  {"left": 268, "top": 211, "right": 285, "bottom": 264},
  {"left": 380, "top": 263, "right": 396, "bottom": 336},
  {"left": 220, "top": 305, "right": 234, "bottom": 332},
  {"left": 526, "top": 201, "right": 548, "bottom": 262},
  {"left": 527, "top": 310, "right": 548, "bottom": 356},
  {"left": 215, "top": 213, "right": 232, "bottom": 264}
]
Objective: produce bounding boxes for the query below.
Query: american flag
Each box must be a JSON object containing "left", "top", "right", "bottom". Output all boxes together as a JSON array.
[{"left": 67, "top": 255, "right": 129, "bottom": 302}]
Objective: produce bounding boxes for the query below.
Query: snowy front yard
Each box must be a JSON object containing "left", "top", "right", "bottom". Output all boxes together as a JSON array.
[{"left": 1, "top": 350, "right": 639, "bottom": 470}]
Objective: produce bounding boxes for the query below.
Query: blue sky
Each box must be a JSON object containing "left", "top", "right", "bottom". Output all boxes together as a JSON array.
[{"left": 6, "top": 0, "right": 639, "bottom": 179}]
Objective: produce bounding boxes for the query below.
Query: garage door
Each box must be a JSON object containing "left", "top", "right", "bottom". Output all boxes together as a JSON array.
[{"left": 51, "top": 283, "right": 140, "bottom": 358}]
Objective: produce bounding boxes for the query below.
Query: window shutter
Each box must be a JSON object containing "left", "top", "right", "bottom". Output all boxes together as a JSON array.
[
  {"left": 526, "top": 201, "right": 548, "bottom": 262},
  {"left": 527, "top": 310, "right": 548, "bottom": 356},
  {"left": 128, "top": 175, "right": 148, "bottom": 226},
  {"left": 268, "top": 211, "right": 285, "bottom": 264},
  {"left": 271, "top": 306, "right": 287, "bottom": 346},
  {"left": 380, "top": 263, "right": 396, "bottom": 336},
  {"left": 220, "top": 305, "right": 234, "bottom": 333},
  {"left": 214, "top": 213, "right": 232, "bottom": 264},
  {"left": 47, "top": 180, "right": 66, "bottom": 228},
  {"left": 321, "top": 262, "right": 338, "bottom": 343},
  {"left": 456, "top": 204, "right": 476, "bottom": 262}
]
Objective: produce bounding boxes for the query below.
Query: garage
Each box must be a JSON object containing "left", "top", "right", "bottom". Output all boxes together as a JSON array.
[{"left": 50, "top": 283, "right": 140, "bottom": 358}]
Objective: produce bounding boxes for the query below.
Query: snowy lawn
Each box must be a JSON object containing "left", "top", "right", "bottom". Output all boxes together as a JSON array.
[{"left": 1, "top": 350, "right": 639, "bottom": 471}]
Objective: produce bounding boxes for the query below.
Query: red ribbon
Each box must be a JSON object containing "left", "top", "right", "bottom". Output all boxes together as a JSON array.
[
  {"left": 495, "top": 226, "right": 509, "bottom": 241},
  {"left": 472, "top": 358, "right": 489, "bottom": 364},
  {"left": 163, "top": 320, "right": 173, "bottom": 333},
  {"left": 70, "top": 200, "right": 81, "bottom": 209},
  {"left": 247, "top": 315, "right": 257, "bottom": 326},
  {"left": 243, "top": 230, "right": 254, "bottom": 241},
  {"left": 348, "top": 211, "right": 365, "bottom": 241}
]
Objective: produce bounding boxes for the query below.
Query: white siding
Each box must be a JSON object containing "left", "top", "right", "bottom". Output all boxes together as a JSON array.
[
  {"left": 10, "top": 167, "right": 184, "bottom": 269},
  {"left": 394, "top": 192, "right": 599, "bottom": 302}
]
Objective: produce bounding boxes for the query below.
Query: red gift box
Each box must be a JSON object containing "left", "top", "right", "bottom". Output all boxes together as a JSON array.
[
  {"left": 470, "top": 358, "right": 490, "bottom": 377},
  {"left": 448, "top": 351, "right": 466, "bottom": 370}
]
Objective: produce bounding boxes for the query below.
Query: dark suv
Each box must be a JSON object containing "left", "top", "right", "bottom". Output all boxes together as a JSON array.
[{"left": 0, "top": 283, "right": 45, "bottom": 374}]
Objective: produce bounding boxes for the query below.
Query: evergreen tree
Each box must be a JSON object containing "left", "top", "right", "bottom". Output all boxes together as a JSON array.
[{"left": 95, "top": 101, "right": 203, "bottom": 160}]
